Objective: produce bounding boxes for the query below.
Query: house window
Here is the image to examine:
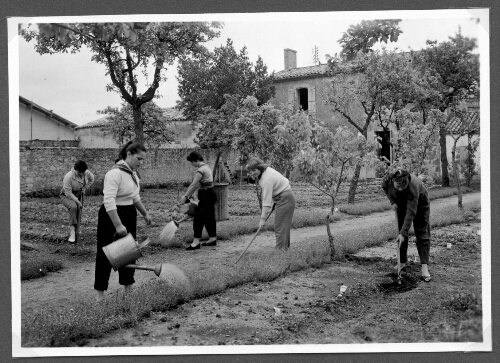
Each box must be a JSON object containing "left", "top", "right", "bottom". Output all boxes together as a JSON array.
[{"left": 297, "top": 88, "right": 308, "bottom": 111}]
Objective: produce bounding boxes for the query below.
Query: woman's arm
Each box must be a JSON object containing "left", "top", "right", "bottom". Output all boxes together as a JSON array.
[
  {"left": 134, "top": 200, "right": 152, "bottom": 225},
  {"left": 62, "top": 171, "right": 81, "bottom": 205},
  {"left": 84, "top": 170, "right": 95, "bottom": 191},
  {"left": 179, "top": 172, "right": 202, "bottom": 203}
]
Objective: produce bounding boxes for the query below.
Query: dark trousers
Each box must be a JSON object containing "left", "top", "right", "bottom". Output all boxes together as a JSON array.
[
  {"left": 397, "top": 205, "right": 431, "bottom": 264},
  {"left": 273, "top": 189, "right": 296, "bottom": 250},
  {"left": 94, "top": 204, "right": 137, "bottom": 291},
  {"left": 193, "top": 188, "right": 217, "bottom": 239}
]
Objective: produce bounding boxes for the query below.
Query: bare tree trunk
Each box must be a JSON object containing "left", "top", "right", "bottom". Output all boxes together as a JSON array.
[
  {"left": 451, "top": 141, "right": 463, "bottom": 209},
  {"left": 325, "top": 214, "right": 335, "bottom": 261},
  {"left": 133, "top": 105, "right": 144, "bottom": 144},
  {"left": 347, "top": 162, "right": 362, "bottom": 204},
  {"left": 439, "top": 126, "right": 450, "bottom": 187}
]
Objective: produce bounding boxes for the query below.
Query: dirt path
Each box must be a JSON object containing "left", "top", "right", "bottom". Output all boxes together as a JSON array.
[{"left": 20, "top": 192, "right": 481, "bottom": 314}]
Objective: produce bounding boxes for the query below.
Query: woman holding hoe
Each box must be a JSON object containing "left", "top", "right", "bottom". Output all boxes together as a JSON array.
[
  {"left": 246, "top": 156, "right": 295, "bottom": 250},
  {"left": 381, "top": 169, "right": 432, "bottom": 282},
  {"left": 60, "top": 160, "right": 94, "bottom": 243},
  {"left": 94, "top": 141, "right": 152, "bottom": 302},
  {"left": 179, "top": 151, "right": 218, "bottom": 251}
]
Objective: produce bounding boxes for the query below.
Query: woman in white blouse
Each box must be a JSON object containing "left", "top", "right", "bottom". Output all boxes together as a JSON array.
[
  {"left": 246, "top": 156, "right": 295, "bottom": 250},
  {"left": 94, "top": 141, "right": 152, "bottom": 302}
]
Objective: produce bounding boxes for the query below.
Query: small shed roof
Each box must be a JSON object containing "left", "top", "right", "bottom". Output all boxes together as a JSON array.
[
  {"left": 447, "top": 111, "right": 480, "bottom": 134},
  {"left": 19, "top": 96, "right": 78, "bottom": 129}
]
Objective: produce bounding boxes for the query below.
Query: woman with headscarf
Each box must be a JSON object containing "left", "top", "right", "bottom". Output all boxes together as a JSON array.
[
  {"left": 60, "top": 160, "right": 94, "bottom": 243},
  {"left": 246, "top": 156, "right": 295, "bottom": 250},
  {"left": 94, "top": 141, "right": 152, "bottom": 301},
  {"left": 381, "top": 169, "right": 432, "bottom": 282}
]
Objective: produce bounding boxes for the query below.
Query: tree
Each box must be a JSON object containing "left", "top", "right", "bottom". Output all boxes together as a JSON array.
[
  {"left": 447, "top": 102, "right": 480, "bottom": 209},
  {"left": 411, "top": 30, "right": 479, "bottom": 186},
  {"left": 97, "top": 101, "right": 178, "bottom": 149},
  {"left": 177, "top": 38, "right": 275, "bottom": 121},
  {"left": 277, "top": 117, "right": 379, "bottom": 260},
  {"left": 390, "top": 108, "right": 442, "bottom": 176},
  {"left": 338, "top": 19, "right": 402, "bottom": 61},
  {"left": 461, "top": 133, "right": 480, "bottom": 187},
  {"left": 20, "top": 22, "right": 221, "bottom": 143},
  {"left": 325, "top": 49, "right": 439, "bottom": 203}
]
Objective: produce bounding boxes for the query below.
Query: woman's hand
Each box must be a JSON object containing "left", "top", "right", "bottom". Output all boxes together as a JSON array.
[
  {"left": 76, "top": 200, "right": 83, "bottom": 209},
  {"left": 144, "top": 213, "right": 152, "bottom": 225},
  {"left": 259, "top": 218, "right": 266, "bottom": 228},
  {"left": 178, "top": 196, "right": 188, "bottom": 206},
  {"left": 115, "top": 224, "right": 128, "bottom": 238}
]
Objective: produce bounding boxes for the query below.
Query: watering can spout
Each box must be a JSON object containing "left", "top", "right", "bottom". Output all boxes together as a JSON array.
[{"left": 125, "top": 263, "right": 162, "bottom": 277}]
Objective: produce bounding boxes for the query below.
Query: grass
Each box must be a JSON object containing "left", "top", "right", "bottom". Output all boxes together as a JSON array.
[
  {"left": 21, "top": 255, "right": 63, "bottom": 280},
  {"left": 339, "top": 186, "right": 475, "bottom": 216},
  {"left": 21, "top": 201, "right": 481, "bottom": 347}
]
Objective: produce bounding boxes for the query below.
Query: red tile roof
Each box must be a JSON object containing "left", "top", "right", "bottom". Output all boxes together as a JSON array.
[
  {"left": 447, "top": 111, "right": 479, "bottom": 134},
  {"left": 274, "top": 64, "right": 330, "bottom": 81}
]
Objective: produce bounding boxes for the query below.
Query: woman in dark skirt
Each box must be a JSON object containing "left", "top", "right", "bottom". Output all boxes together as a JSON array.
[
  {"left": 178, "top": 151, "right": 217, "bottom": 250},
  {"left": 94, "top": 141, "right": 152, "bottom": 301}
]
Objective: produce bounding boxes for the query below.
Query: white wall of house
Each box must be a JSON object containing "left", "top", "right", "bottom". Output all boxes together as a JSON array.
[
  {"left": 446, "top": 134, "right": 481, "bottom": 175},
  {"left": 19, "top": 102, "right": 76, "bottom": 141}
]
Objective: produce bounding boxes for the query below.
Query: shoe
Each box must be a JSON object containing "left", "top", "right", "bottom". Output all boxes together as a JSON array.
[
  {"left": 186, "top": 244, "right": 200, "bottom": 250},
  {"left": 201, "top": 240, "right": 217, "bottom": 246},
  {"left": 422, "top": 275, "right": 432, "bottom": 282}
]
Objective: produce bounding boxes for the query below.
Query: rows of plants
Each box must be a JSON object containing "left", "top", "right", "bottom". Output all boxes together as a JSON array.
[{"left": 21, "top": 201, "right": 481, "bottom": 347}]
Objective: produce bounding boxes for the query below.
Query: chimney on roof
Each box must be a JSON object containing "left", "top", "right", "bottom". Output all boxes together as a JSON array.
[{"left": 284, "top": 48, "right": 297, "bottom": 70}]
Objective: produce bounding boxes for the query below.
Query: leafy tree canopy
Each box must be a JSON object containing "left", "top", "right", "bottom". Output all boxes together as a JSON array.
[
  {"left": 338, "top": 19, "right": 402, "bottom": 61},
  {"left": 97, "top": 101, "right": 179, "bottom": 149},
  {"left": 20, "top": 22, "right": 221, "bottom": 143},
  {"left": 177, "top": 38, "right": 275, "bottom": 121}
]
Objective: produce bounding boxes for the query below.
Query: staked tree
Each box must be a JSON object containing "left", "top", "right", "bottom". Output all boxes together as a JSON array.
[
  {"left": 277, "top": 120, "right": 379, "bottom": 260},
  {"left": 411, "top": 30, "right": 480, "bottom": 186},
  {"left": 338, "top": 19, "right": 402, "bottom": 61},
  {"left": 20, "top": 22, "right": 221, "bottom": 144},
  {"left": 97, "top": 101, "right": 178, "bottom": 150}
]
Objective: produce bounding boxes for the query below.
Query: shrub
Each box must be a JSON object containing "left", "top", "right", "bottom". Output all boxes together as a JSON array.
[{"left": 21, "top": 257, "right": 64, "bottom": 280}]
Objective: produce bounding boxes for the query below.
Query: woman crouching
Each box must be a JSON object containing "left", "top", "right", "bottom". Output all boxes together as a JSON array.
[{"left": 246, "top": 156, "right": 295, "bottom": 250}]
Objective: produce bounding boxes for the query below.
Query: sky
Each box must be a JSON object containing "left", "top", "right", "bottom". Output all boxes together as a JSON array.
[{"left": 14, "top": 9, "right": 488, "bottom": 126}]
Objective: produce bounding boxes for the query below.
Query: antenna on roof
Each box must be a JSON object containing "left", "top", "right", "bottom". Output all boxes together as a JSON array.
[{"left": 312, "top": 46, "right": 320, "bottom": 65}]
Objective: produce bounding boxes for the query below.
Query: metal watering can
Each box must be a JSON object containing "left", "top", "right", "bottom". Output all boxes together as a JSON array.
[{"left": 102, "top": 233, "right": 150, "bottom": 271}]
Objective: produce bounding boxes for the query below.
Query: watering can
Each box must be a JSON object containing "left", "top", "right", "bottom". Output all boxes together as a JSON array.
[{"left": 102, "top": 233, "right": 150, "bottom": 271}]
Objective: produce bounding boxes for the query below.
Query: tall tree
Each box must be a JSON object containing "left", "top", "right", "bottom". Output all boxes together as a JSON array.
[
  {"left": 338, "top": 19, "right": 402, "bottom": 61},
  {"left": 326, "top": 49, "right": 439, "bottom": 203},
  {"left": 411, "top": 30, "right": 479, "bottom": 186},
  {"left": 20, "top": 22, "right": 221, "bottom": 143},
  {"left": 176, "top": 38, "right": 275, "bottom": 121},
  {"left": 97, "top": 101, "right": 178, "bottom": 149}
]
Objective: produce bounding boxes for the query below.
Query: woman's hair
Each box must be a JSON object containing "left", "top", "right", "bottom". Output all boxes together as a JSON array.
[
  {"left": 186, "top": 151, "right": 204, "bottom": 162},
  {"left": 74, "top": 160, "right": 88, "bottom": 173},
  {"left": 246, "top": 156, "right": 269, "bottom": 173},
  {"left": 116, "top": 141, "right": 147, "bottom": 163}
]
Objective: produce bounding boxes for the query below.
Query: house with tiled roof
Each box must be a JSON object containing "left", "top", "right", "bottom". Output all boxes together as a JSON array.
[
  {"left": 270, "top": 49, "right": 481, "bottom": 180},
  {"left": 75, "top": 107, "right": 197, "bottom": 148},
  {"left": 19, "top": 96, "right": 78, "bottom": 142}
]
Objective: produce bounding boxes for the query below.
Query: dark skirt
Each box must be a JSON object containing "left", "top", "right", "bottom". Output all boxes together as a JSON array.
[{"left": 94, "top": 204, "right": 137, "bottom": 291}]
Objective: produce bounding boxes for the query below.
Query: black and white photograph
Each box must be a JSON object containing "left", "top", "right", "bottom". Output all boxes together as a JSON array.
[{"left": 8, "top": 8, "right": 491, "bottom": 357}]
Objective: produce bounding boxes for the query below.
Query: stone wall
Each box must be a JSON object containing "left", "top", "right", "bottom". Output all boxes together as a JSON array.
[{"left": 19, "top": 147, "right": 240, "bottom": 196}]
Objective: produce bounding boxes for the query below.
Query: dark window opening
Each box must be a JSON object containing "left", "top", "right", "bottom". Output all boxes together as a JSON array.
[
  {"left": 297, "top": 88, "right": 308, "bottom": 111},
  {"left": 375, "top": 130, "right": 391, "bottom": 165}
]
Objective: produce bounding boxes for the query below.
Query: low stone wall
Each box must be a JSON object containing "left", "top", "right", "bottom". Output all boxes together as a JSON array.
[{"left": 19, "top": 147, "right": 240, "bottom": 196}]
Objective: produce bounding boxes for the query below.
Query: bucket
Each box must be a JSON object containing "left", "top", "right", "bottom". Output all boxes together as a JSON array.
[{"left": 102, "top": 233, "right": 143, "bottom": 271}]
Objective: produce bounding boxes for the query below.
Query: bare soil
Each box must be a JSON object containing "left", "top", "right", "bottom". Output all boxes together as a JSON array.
[{"left": 19, "top": 192, "right": 483, "bottom": 346}]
